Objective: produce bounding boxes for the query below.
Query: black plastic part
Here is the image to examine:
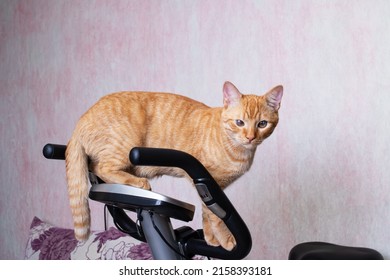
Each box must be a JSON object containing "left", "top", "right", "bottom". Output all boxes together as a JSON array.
[
  {"left": 288, "top": 242, "right": 384, "bottom": 260},
  {"left": 42, "top": 143, "right": 66, "bottom": 160},
  {"left": 106, "top": 205, "right": 146, "bottom": 242},
  {"left": 174, "top": 227, "right": 202, "bottom": 259},
  {"left": 130, "top": 147, "right": 252, "bottom": 259},
  {"left": 175, "top": 226, "right": 202, "bottom": 244}
]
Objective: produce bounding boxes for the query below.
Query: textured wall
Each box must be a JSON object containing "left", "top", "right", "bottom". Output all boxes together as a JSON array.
[{"left": 1, "top": 0, "right": 390, "bottom": 259}]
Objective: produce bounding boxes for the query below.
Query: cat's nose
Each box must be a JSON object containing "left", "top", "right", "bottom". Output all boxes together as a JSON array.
[{"left": 246, "top": 135, "right": 255, "bottom": 143}]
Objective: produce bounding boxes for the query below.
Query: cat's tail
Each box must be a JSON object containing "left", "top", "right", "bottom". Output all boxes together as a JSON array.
[{"left": 65, "top": 137, "right": 90, "bottom": 241}]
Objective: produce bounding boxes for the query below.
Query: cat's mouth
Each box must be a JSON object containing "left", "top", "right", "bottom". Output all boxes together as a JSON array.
[
  {"left": 242, "top": 139, "right": 262, "bottom": 148},
  {"left": 242, "top": 140, "right": 258, "bottom": 149}
]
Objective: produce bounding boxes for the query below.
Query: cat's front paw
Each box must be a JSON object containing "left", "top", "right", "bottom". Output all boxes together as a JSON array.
[
  {"left": 207, "top": 232, "right": 236, "bottom": 251},
  {"left": 137, "top": 178, "right": 151, "bottom": 190},
  {"left": 203, "top": 212, "right": 237, "bottom": 251},
  {"left": 204, "top": 227, "right": 237, "bottom": 251},
  {"left": 203, "top": 222, "right": 221, "bottom": 247},
  {"left": 220, "top": 233, "right": 237, "bottom": 251}
]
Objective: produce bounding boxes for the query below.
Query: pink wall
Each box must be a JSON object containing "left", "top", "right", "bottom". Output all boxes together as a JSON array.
[{"left": 1, "top": 0, "right": 390, "bottom": 259}]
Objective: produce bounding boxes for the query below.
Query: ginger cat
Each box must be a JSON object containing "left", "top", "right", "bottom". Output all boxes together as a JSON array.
[{"left": 65, "top": 81, "right": 283, "bottom": 251}]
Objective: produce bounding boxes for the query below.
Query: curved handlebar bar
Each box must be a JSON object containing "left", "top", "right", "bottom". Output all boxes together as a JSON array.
[
  {"left": 42, "top": 144, "right": 252, "bottom": 259},
  {"left": 130, "top": 147, "right": 252, "bottom": 259}
]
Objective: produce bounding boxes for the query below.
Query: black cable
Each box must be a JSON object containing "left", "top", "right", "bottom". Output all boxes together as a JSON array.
[
  {"left": 113, "top": 219, "right": 140, "bottom": 236},
  {"left": 105, "top": 204, "right": 143, "bottom": 237}
]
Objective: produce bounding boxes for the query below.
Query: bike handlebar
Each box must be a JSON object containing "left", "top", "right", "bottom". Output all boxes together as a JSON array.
[
  {"left": 42, "top": 143, "right": 252, "bottom": 259},
  {"left": 130, "top": 147, "right": 252, "bottom": 259}
]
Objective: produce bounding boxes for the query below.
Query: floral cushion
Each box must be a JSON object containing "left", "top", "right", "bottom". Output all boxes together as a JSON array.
[{"left": 25, "top": 217, "right": 152, "bottom": 260}]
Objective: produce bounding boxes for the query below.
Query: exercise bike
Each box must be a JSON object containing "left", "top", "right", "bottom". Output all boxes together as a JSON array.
[
  {"left": 43, "top": 143, "right": 384, "bottom": 260},
  {"left": 43, "top": 143, "right": 252, "bottom": 260}
]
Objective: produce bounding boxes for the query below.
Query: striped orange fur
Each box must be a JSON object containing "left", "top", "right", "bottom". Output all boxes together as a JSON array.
[{"left": 65, "top": 81, "right": 283, "bottom": 250}]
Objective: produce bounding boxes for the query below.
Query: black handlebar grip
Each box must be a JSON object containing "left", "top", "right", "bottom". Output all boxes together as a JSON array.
[
  {"left": 42, "top": 143, "right": 66, "bottom": 160},
  {"left": 130, "top": 147, "right": 212, "bottom": 181}
]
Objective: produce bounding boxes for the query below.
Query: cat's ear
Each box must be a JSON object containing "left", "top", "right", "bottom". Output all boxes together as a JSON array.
[
  {"left": 265, "top": 85, "right": 283, "bottom": 111},
  {"left": 223, "top": 81, "right": 242, "bottom": 108}
]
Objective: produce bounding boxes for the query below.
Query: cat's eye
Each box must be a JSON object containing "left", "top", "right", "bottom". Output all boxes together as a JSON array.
[
  {"left": 258, "top": 120, "right": 268, "bottom": 128},
  {"left": 235, "top": 119, "right": 245, "bottom": 127}
]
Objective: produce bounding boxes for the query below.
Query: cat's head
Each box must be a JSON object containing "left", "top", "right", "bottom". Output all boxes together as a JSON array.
[{"left": 221, "top": 81, "right": 283, "bottom": 149}]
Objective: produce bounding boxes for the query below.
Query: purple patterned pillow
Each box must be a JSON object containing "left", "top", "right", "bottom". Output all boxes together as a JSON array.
[{"left": 25, "top": 217, "right": 152, "bottom": 260}]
